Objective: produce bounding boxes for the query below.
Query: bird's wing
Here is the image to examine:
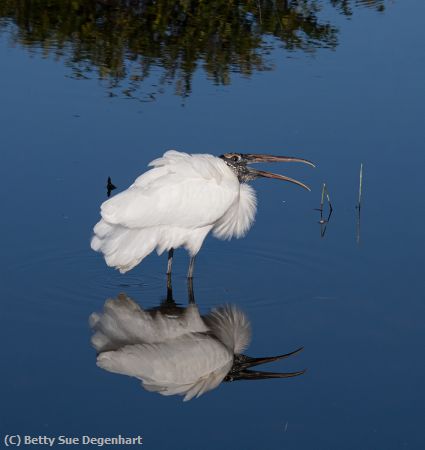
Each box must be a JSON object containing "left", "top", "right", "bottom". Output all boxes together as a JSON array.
[
  {"left": 99, "top": 153, "right": 239, "bottom": 229},
  {"left": 97, "top": 334, "right": 233, "bottom": 401},
  {"left": 90, "top": 295, "right": 208, "bottom": 352}
]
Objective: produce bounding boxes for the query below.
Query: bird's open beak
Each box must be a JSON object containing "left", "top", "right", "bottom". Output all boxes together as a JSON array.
[
  {"left": 244, "top": 154, "right": 315, "bottom": 191},
  {"left": 244, "top": 154, "right": 315, "bottom": 167},
  {"left": 225, "top": 347, "right": 306, "bottom": 381}
]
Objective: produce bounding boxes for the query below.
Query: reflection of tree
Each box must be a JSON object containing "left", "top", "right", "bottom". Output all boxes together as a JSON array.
[
  {"left": 0, "top": 0, "right": 384, "bottom": 99},
  {"left": 331, "top": 0, "right": 385, "bottom": 15}
]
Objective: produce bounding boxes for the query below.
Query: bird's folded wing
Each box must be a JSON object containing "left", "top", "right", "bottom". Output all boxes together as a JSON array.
[
  {"left": 100, "top": 174, "right": 238, "bottom": 229},
  {"left": 97, "top": 334, "right": 233, "bottom": 400}
]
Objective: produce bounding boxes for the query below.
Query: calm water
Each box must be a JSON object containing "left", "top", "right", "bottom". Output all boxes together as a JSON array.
[{"left": 1, "top": 1, "right": 425, "bottom": 448}]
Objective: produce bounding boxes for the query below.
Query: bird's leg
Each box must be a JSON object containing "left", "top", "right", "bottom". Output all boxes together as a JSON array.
[
  {"left": 167, "top": 248, "right": 174, "bottom": 275},
  {"left": 187, "top": 277, "right": 195, "bottom": 304},
  {"left": 187, "top": 256, "right": 196, "bottom": 279},
  {"left": 166, "top": 273, "right": 173, "bottom": 302}
]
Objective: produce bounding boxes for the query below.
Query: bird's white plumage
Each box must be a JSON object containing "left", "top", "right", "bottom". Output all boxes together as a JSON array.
[
  {"left": 97, "top": 335, "right": 232, "bottom": 401},
  {"left": 204, "top": 304, "right": 251, "bottom": 354},
  {"left": 91, "top": 296, "right": 252, "bottom": 400},
  {"left": 90, "top": 294, "right": 208, "bottom": 353},
  {"left": 91, "top": 150, "right": 257, "bottom": 273}
]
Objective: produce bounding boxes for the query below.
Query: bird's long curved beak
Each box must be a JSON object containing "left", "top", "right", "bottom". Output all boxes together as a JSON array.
[
  {"left": 244, "top": 154, "right": 315, "bottom": 191},
  {"left": 251, "top": 170, "right": 311, "bottom": 191},
  {"left": 225, "top": 347, "right": 305, "bottom": 381},
  {"left": 244, "top": 154, "right": 315, "bottom": 168}
]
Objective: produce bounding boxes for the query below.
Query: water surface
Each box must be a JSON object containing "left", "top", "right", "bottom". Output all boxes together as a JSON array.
[{"left": 1, "top": 1, "right": 424, "bottom": 449}]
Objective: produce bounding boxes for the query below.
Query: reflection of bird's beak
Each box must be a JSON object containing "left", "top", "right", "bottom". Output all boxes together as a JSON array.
[
  {"left": 245, "top": 154, "right": 315, "bottom": 191},
  {"left": 225, "top": 347, "right": 306, "bottom": 381},
  {"left": 230, "top": 369, "right": 306, "bottom": 380}
]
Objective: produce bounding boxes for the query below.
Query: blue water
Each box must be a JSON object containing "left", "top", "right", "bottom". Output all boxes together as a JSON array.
[{"left": 1, "top": 1, "right": 424, "bottom": 448}]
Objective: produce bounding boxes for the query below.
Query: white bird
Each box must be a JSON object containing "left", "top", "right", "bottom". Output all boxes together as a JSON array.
[
  {"left": 91, "top": 150, "right": 314, "bottom": 277},
  {"left": 90, "top": 293, "right": 304, "bottom": 401}
]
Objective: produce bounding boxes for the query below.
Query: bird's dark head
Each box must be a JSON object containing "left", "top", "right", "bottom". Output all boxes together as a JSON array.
[
  {"left": 224, "top": 347, "right": 305, "bottom": 382},
  {"left": 219, "top": 152, "right": 315, "bottom": 191}
]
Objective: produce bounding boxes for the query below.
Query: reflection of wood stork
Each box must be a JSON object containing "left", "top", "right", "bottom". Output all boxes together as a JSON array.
[
  {"left": 91, "top": 150, "right": 314, "bottom": 277},
  {"left": 90, "top": 288, "right": 305, "bottom": 401}
]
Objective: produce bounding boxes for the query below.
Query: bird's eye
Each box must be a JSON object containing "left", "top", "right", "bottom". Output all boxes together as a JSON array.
[{"left": 232, "top": 155, "right": 240, "bottom": 162}]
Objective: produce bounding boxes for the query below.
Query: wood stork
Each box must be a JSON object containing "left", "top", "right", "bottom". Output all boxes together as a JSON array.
[
  {"left": 91, "top": 150, "right": 314, "bottom": 277},
  {"left": 90, "top": 291, "right": 305, "bottom": 401}
]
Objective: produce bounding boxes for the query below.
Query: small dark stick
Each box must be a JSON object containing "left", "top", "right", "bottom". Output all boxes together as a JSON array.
[
  {"left": 356, "top": 163, "right": 363, "bottom": 244},
  {"left": 106, "top": 176, "right": 117, "bottom": 198},
  {"left": 320, "top": 182, "right": 325, "bottom": 213},
  {"left": 317, "top": 183, "right": 333, "bottom": 237},
  {"left": 324, "top": 183, "right": 333, "bottom": 214},
  {"left": 358, "top": 163, "right": 363, "bottom": 210}
]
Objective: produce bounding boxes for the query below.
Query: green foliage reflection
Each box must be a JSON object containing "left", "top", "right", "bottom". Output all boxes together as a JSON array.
[{"left": 0, "top": 0, "right": 385, "bottom": 98}]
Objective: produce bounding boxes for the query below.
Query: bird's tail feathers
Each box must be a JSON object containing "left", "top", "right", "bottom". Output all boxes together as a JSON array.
[
  {"left": 91, "top": 219, "right": 157, "bottom": 273},
  {"left": 90, "top": 294, "right": 150, "bottom": 352}
]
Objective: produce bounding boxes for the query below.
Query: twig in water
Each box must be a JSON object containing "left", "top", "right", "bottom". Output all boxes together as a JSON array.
[
  {"left": 320, "top": 182, "right": 326, "bottom": 212},
  {"left": 317, "top": 182, "right": 333, "bottom": 237},
  {"left": 358, "top": 162, "right": 363, "bottom": 209},
  {"left": 325, "top": 184, "right": 333, "bottom": 214},
  {"left": 356, "top": 163, "right": 363, "bottom": 244}
]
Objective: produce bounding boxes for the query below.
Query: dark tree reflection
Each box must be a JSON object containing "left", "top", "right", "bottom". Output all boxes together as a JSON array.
[
  {"left": 331, "top": 0, "right": 385, "bottom": 15},
  {"left": 0, "top": 0, "right": 385, "bottom": 99}
]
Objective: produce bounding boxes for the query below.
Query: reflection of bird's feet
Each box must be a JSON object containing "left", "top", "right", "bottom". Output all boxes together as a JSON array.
[
  {"left": 166, "top": 273, "right": 173, "bottom": 301},
  {"left": 165, "top": 271, "right": 195, "bottom": 305},
  {"left": 187, "top": 277, "right": 195, "bottom": 304},
  {"left": 187, "top": 256, "right": 195, "bottom": 279}
]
